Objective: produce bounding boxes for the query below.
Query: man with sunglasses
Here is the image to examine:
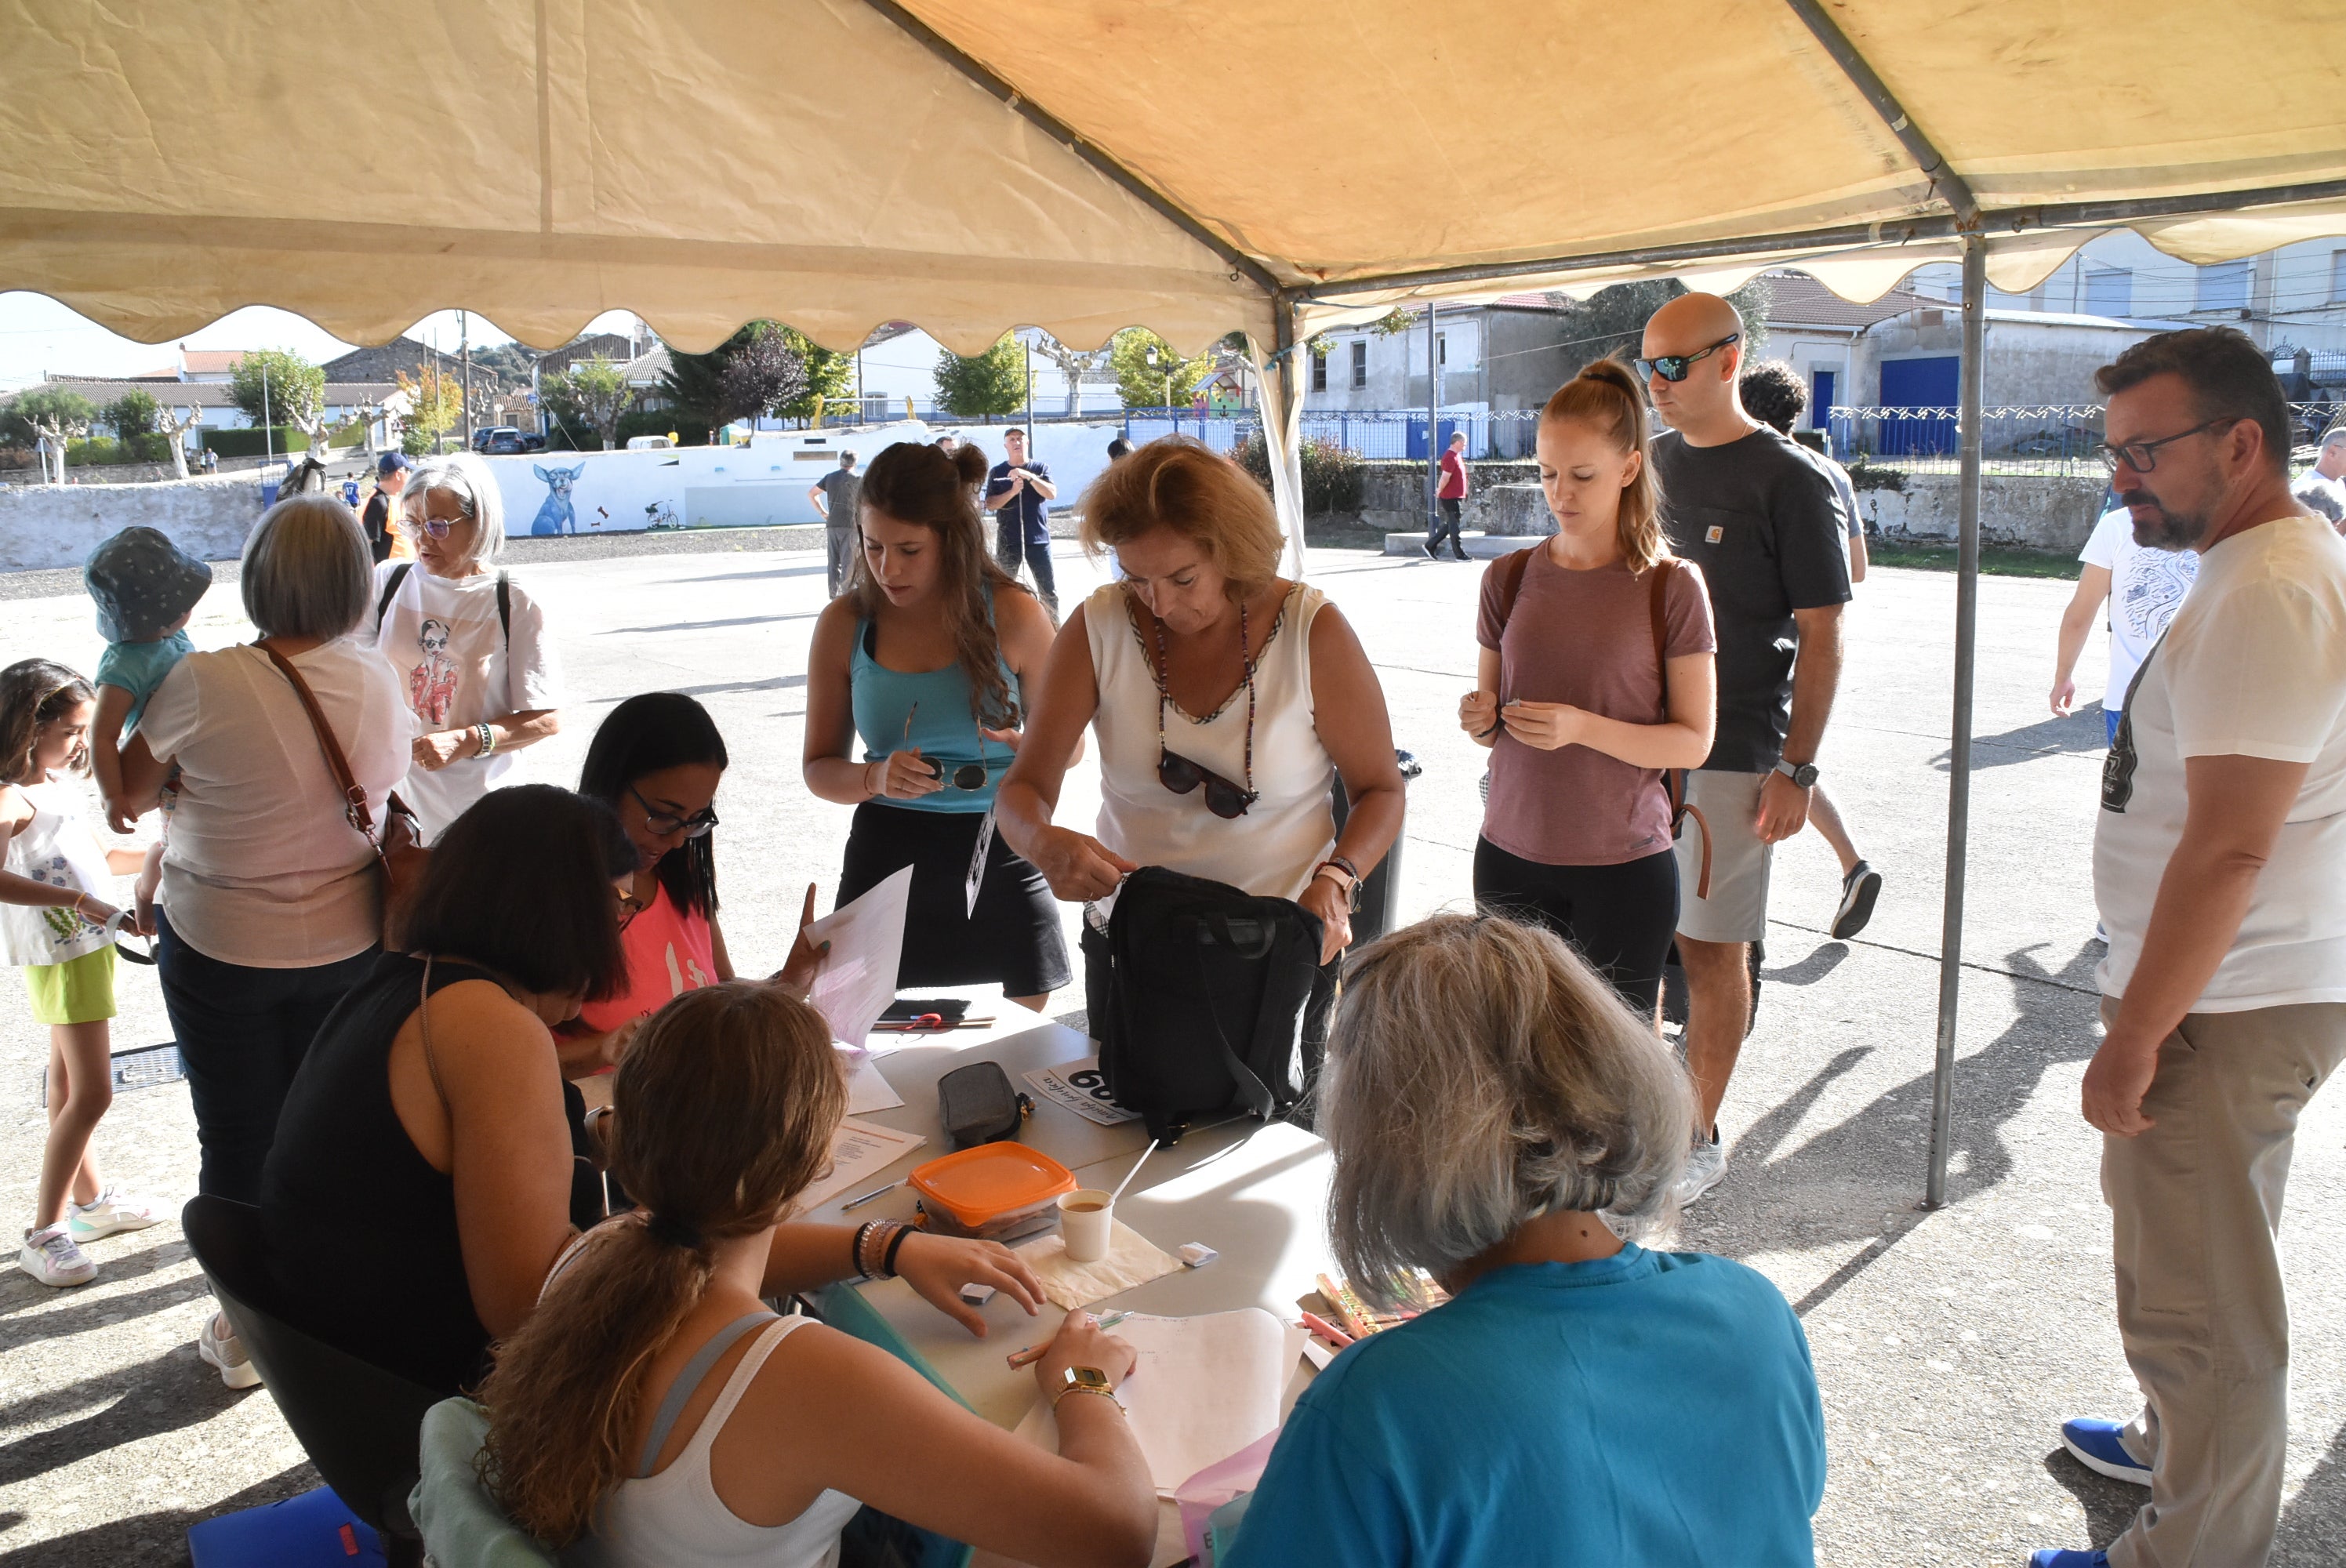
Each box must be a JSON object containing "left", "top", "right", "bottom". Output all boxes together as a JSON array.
[
  {"left": 1637, "top": 292, "right": 1851, "bottom": 1206},
  {"left": 2029, "top": 328, "right": 2346, "bottom": 1568}
]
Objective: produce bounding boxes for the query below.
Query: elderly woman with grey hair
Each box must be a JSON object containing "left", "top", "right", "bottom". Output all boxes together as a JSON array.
[
  {"left": 1224, "top": 913, "right": 1825, "bottom": 1567},
  {"left": 370, "top": 453, "right": 562, "bottom": 840},
  {"left": 118, "top": 495, "right": 409, "bottom": 1389}
]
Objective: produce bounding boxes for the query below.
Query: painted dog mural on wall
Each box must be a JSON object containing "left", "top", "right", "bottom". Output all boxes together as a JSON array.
[{"left": 528, "top": 462, "right": 586, "bottom": 535}]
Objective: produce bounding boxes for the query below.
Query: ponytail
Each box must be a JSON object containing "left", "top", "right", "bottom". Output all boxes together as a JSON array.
[
  {"left": 1539, "top": 356, "right": 1669, "bottom": 574},
  {"left": 478, "top": 985, "right": 848, "bottom": 1547}
]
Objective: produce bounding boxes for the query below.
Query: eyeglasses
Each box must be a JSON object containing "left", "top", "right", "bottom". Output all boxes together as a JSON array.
[
  {"left": 403, "top": 486, "right": 479, "bottom": 539},
  {"left": 1149, "top": 597, "right": 1258, "bottom": 820},
  {"left": 2095, "top": 419, "right": 2235, "bottom": 476},
  {"left": 1636, "top": 332, "right": 1740, "bottom": 384},
  {"left": 629, "top": 783, "right": 718, "bottom": 838}
]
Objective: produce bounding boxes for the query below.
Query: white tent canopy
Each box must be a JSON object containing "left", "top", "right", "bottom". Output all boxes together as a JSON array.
[{"left": 6, "top": 0, "right": 2345, "bottom": 1200}]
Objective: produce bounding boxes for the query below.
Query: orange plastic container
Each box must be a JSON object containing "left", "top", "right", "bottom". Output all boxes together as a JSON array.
[{"left": 910, "top": 1142, "right": 1077, "bottom": 1241}]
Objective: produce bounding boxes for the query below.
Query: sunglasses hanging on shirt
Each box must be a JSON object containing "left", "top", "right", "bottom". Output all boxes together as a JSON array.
[{"left": 1149, "top": 598, "right": 1258, "bottom": 820}]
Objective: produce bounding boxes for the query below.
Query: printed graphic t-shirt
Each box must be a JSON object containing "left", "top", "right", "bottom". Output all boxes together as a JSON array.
[
  {"left": 573, "top": 883, "right": 718, "bottom": 1035},
  {"left": 371, "top": 564, "right": 561, "bottom": 840},
  {"left": 1652, "top": 426, "right": 1850, "bottom": 774},
  {"left": 2095, "top": 514, "right": 2346, "bottom": 1011},
  {"left": 2077, "top": 506, "right": 2199, "bottom": 713}
]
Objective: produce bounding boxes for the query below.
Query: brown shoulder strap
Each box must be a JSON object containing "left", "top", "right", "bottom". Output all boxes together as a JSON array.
[
  {"left": 1647, "top": 559, "right": 1675, "bottom": 723},
  {"left": 256, "top": 641, "right": 376, "bottom": 841},
  {"left": 1491, "top": 545, "right": 1535, "bottom": 633}
]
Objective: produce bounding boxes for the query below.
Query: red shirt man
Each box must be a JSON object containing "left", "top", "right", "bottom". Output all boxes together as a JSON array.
[{"left": 1427, "top": 431, "right": 1472, "bottom": 559}]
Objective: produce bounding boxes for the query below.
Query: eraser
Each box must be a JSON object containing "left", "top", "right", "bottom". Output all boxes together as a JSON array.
[
  {"left": 1178, "top": 1243, "right": 1218, "bottom": 1269},
  {"left": 959, "top": 1283, "right": 997, "bottom": 1307}
]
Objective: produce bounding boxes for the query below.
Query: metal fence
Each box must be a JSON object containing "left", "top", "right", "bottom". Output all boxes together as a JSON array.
[
  {"left": 1825, "top": 401, "right": 2340, "bottom": 477},
  {"left": 1122, "top": 408, "right": 1547, "bottom": 461}
]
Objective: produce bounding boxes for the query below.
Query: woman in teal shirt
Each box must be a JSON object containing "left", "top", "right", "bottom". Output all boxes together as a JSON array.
[
  {"left": 1226, "top": 912, "right": 1825, "bottom": 1566},
  {"left": 803, "top": 441, "right": 1070, "bottom": 1010}
]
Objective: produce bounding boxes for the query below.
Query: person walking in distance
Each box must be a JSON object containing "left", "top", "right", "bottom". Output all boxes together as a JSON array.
[
  {"left": 1640, "top": 295, "right": 1850, "bottom": 1205},
  {"left": 1741, "top": 360, "right": 1883, "bottom": 939},
  {"left": 984, "top": 428, "right": 1059, "bottom": 617},
  {"left": 808, "top": 448, "right": 862, "bottom": 597},
  {"left": 1427, "top": 430, "right": 1470, "bottom": 560},
  {"left": 2028, "top": 330, "right": 2346, "bottom": 1568},
  {"left": 2053, "top": 496, "right": 2199, "bottom": 748}
]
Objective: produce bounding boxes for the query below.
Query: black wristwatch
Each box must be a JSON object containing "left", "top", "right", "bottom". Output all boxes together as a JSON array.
[{"left": 1774, "top": 758, "right": 1821, "bottom": 788}]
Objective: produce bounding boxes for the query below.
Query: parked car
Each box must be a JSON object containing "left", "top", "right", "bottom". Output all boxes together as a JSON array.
[
  {"left": 624, "top": 434, "right": 675, "bottom": 451},
  {"left": 470, "top": 426, "right": 547, "bottom": 455}
]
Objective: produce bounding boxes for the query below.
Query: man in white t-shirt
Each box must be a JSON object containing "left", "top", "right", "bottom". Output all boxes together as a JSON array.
[
  {"left": 2052, "top": 503, "right": 2199, "bottom": 748},
  {"left": 2030, "top": 328, "right": 2346, "bottom": 1568},
  {"left": 2289, "top": 416, "right": 2344, "bottom": 528}
]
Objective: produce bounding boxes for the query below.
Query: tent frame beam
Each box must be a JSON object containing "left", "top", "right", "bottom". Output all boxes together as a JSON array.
[
  {"left": 1780, "top": 0, "right": 1981, "bottom": 223},
  {"left": 855, "top": 0, "right": 1284, "bottom": 299},
  {"left": 1294, "top": 178, "right": 2346, "bottom": 303}
]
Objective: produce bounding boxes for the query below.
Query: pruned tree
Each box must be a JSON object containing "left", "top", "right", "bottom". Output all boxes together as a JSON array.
[
  {"left": 154, "top": 404, "right": 205, "bottom": 479},
  {"left": 541, "top": 356, "right": 635, "bottom": 450},
  {"left": 1030, "top": 329, "right": 1107, "bottom": 416},
  {"left": 4, "top": 389, "right": 97, "bottom": 484}
]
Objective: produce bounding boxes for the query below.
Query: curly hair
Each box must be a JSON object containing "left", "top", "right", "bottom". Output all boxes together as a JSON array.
[
  {"left": 1738, "top": 358, "right": 1809, "bottom": 436},
  {"left": 0, "top": 660, "right": 96, "bottom": 786}
]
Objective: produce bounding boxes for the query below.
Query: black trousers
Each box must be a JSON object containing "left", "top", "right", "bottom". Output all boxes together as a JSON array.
[
  {"left": 155, "top": 909, "right": 377, "bottom": 1202},
  {"left": 1428, "top": 496, "right": 1465, "bottom": 555},
  {"left": 1472, "top": 840, "right": 1680, "bottom": 1014},
  {"left": 995, "top": 524, "right": 1058, "bottom": 612}
]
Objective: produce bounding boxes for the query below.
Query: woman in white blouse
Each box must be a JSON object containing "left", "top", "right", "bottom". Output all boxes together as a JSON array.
[{"left": 370, "top": 454, "right": 561, "bottom": 840}]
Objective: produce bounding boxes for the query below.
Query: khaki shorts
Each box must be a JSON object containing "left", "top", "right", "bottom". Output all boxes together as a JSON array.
[
  {"left": 1673, "top": 770, "right": 1772, "bottom": 945},
  {"left": 24, "top": 945, "right": 117, "bottom": 1026}
]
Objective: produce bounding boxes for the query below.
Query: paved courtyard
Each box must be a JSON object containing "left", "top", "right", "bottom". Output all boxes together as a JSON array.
[{"left": 0, "top": 532, "right": 2341, "bottom": 1563}]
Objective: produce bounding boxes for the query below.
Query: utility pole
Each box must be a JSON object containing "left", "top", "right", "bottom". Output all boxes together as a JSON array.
[
  {"left": 1425, "top": 302, "right": 1440, "bottom": 535},
  {"left": 459, "top": 310, "right": 474, "bottom": 451},
  {"left": 1023, "top": 338, "right": 1035, "bottom": 448},
  {"left": 262, "top": 359, "right": 274, "bottom": 467}
]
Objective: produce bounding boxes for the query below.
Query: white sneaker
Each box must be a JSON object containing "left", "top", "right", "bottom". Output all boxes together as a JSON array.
[
  {"left": 19, "top": 1225, "right": 96, "bottom": 1287},
  {"left": 1677, "top": 1130, "right": 1729, "bottom": 1207},
  {"left": 198, "top": 1311, "right": 262, "bottom": 1390},
  {"left": 68, "top": 1188, "right": 161, "bottom": 1243}
]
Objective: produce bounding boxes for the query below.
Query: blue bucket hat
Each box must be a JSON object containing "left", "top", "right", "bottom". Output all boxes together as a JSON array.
[{"left": 83, "top": 527, "right": 213, "bottom": 644}]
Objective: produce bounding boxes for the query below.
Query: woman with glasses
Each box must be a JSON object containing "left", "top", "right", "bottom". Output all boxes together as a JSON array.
[
  {"left": 804, "top": 441, "right": 1069, "bottom": 1011},
  {"left": 996, "top": 437, "right": 1404, "bottom": 1068},
  {"left": 566, "top": 692, "right": 743, "bottom": 1069},
  {"left": 370, "top": 453, "right": 562, "bottom": 841}
]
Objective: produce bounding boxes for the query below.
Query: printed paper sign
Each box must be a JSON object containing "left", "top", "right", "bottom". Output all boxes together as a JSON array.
[{"left": 1025, "top": 1058, "right": 1142, "bottom": 1126}]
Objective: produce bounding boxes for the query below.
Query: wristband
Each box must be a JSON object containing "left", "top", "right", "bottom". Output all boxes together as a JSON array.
[
  {"left": 476, "top": 722, "right": 496, "bottom": 758},
  {"left": 881, "top": 1222, "right": 914, "bottom": 1278},
  {"left": 852, "top": 1221, "right": 878, "bottom": 1279}
]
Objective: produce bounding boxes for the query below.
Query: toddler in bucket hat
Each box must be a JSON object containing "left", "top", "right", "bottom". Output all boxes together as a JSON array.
[{"left": 81, "top": 527, "right": 211, "bottom": 830}]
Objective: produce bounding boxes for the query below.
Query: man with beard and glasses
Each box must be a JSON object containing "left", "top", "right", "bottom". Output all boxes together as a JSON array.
[{"left": 2030, "top": 328, "right": 2346, "bottom": 1568}]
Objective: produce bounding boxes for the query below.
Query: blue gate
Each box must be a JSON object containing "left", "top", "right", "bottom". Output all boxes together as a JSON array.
[{"left": 1878, "top": 357, "right": 1959, "bottom": 455}]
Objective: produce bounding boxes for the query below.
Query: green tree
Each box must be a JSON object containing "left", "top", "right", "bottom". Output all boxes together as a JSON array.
[
  {"left": 539, "top": 356, "right": 636, "bottom": 450},
  {"left": 934, "top": 332, "right": 1028, "bottom": 419},
  {"left": 0, "top": 387, "right": 96, "bottom": 449},
  {"left": 1109, "top": 328, "right": 1209, "bottom": 410},
  {"left": 103, "top": 389, "right": 159, "bottom": 439},
  {"left": 397, "top": 365, "right": 466, "bottom": 454},
  {"left": 779, "top": 326, "right": 854, "bottom": 423},
  {"left": 228, "top": 348, "right": 325, "bottom": 430}
]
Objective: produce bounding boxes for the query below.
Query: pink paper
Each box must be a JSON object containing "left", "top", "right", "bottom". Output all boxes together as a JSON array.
[{"left": 1175, "top": 1428, "right": 1280, "bottom": 1562}]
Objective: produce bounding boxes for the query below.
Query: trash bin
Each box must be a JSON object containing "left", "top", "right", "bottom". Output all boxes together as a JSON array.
[{"left": 1331, "top": 749, "right": 1422, "bottom": 946}]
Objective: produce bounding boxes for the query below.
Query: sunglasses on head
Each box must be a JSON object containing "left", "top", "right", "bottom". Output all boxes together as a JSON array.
[
  {"left": 1636, "top": 332, "right": 1740, "bottom": 383},
  {"left": 630, "top": 783, "right": 717, "bottom": 838}
]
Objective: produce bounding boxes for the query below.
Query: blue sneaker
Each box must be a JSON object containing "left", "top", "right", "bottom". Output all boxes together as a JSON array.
[
  {"left": 2061, "top": 1416, "right": 2152, "bottom": 1486},
  {"left": 2028, "top": 1552, "right": 2107, "bottom": 1567}
]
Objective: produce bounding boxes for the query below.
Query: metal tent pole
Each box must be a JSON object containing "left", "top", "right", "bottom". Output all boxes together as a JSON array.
[{"left": 1926, "top": 234, "right": 1987, "bottom": 1208}]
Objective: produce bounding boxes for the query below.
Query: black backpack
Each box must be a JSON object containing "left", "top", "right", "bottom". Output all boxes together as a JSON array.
[{"left": 1095, "top": 866, "right": 1324, "bottom": 1145}]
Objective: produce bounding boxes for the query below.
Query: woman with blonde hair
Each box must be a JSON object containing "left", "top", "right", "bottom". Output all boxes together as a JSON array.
[
  {"left": 1459, "top": 358, "right": 1717, "bottom": 1014},
  {"left": 479, "top": 982, "right": 1158, "bottom": 1568},
  {"left": 1223, "top": 912, "right": 1824, "bottom": 1565},
  {"left": 994, "top": 437, "right": 1405, "bottom": 1079}
]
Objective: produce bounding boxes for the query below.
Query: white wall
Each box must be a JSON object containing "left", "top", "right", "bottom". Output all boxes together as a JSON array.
[{"left": 0, "top": 473, "right": 260, "bottom": 572}]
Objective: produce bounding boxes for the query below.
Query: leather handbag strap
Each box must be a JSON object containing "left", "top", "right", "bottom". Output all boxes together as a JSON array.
[
  {"left": 256, "top": 641, "right": 376, "bottom": 843},
  {"left": 1644, "top": 563, "right": 1714, "bottom": 900}
]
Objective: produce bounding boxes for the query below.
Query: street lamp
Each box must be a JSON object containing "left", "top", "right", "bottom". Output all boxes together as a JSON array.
[{"left": 1144, "top": 343, "right": 1171, "bottom": 411}]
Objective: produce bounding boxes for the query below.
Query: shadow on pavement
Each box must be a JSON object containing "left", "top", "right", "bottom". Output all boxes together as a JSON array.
[
  {"left": 2276, "top": 1418, "right": 2346, "bottom": 1561},
  {"left": 2039, "top": 1446, "right": 2144, "bottom": 1552},
  {"left": 673, "top": 564, "right": 830, "bottom": 583},
  {"left": 0, "top": 1462, "right": 317, "bottom": 1566},
  {"left": 0, "top": 1240, "right": 193, "bottom": 1320},
  {"left": 1687, "top": 938, "right": 2103, "bottom": 1312},
  {"left": 1763, "top": 941, "right": 1852, "bottom": 987},
  {"left": 0, "top": 1347, "right": 255, "bottom": 1489},
  {"left": 602, "top": 612, "right": 819, "bottom": 635},
  {"left": 1934, "top": 708, "right": 2107, "bottom": 771},
  {"left": 0, "top": 1276, "right": 202, "bottom": 1348}
]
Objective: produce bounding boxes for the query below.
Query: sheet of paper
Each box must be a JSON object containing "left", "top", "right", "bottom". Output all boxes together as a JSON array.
[
  {"left": 1014, "top": 1308, "right": 1302, "bottom": 1495},
  {"left": 794, "top": 1117, "right": 925, "bottom": 1210},
  {"left": 839, "top": 1048, "right": 906, "bottom": 1114},
  {"left": 804, "top": 865, "right": 913, "bottom": 1049},
  {"left": 1023, "top": 1057, "right": 1141, "bottom": 1127}
]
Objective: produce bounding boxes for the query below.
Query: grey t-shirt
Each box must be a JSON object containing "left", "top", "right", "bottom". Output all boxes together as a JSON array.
[
  {"left": 1652, "top": 426, "right": 1852, "bottom": 774},
  {"left": 817, "top": 467, "right": 861, "bottom": 525}
]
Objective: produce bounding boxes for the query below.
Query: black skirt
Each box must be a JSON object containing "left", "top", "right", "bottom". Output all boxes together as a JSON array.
[{"left": 837, "top": 801, "right": 1073, "bottom": 996}]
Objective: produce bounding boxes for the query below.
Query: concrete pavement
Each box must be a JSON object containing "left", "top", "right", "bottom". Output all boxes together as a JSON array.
[{"left": 0, "top": 532, "right": 2341, "bottom": 1563}]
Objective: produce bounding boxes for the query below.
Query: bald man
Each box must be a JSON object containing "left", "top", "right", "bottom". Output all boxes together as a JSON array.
[{"left": 1641, "top": 292, "right": 1852, "bottom": 1205}]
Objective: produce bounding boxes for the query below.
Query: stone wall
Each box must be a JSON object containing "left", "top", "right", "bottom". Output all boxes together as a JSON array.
[
  {"left": 0, "top": 474, "right": 266, "bottom": 573},
  {"left": 1852, "top": 472, "right": 2106, "bottom": 550},
  {"left": 1349, "top": 459, "right": 1539, "bottom": 533}
]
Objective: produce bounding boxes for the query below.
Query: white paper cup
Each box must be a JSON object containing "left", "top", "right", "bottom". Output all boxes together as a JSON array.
[{"left": 1058, "top": 1188, "right": 1114, "bottom": 1263}]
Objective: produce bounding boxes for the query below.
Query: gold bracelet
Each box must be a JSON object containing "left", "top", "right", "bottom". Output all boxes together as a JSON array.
[{"left": 1051, "top": 1383, "right": 1123, "bottom": 1414}]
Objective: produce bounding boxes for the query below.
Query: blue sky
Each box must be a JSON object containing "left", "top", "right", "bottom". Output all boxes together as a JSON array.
[{"left": 0, "top": 292, "right": 641, "bottom": 390}]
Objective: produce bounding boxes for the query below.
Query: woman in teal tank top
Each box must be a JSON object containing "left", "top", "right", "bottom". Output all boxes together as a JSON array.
[{"left": 803, "top": 441, "right": 1070, "bottom": 1009}]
